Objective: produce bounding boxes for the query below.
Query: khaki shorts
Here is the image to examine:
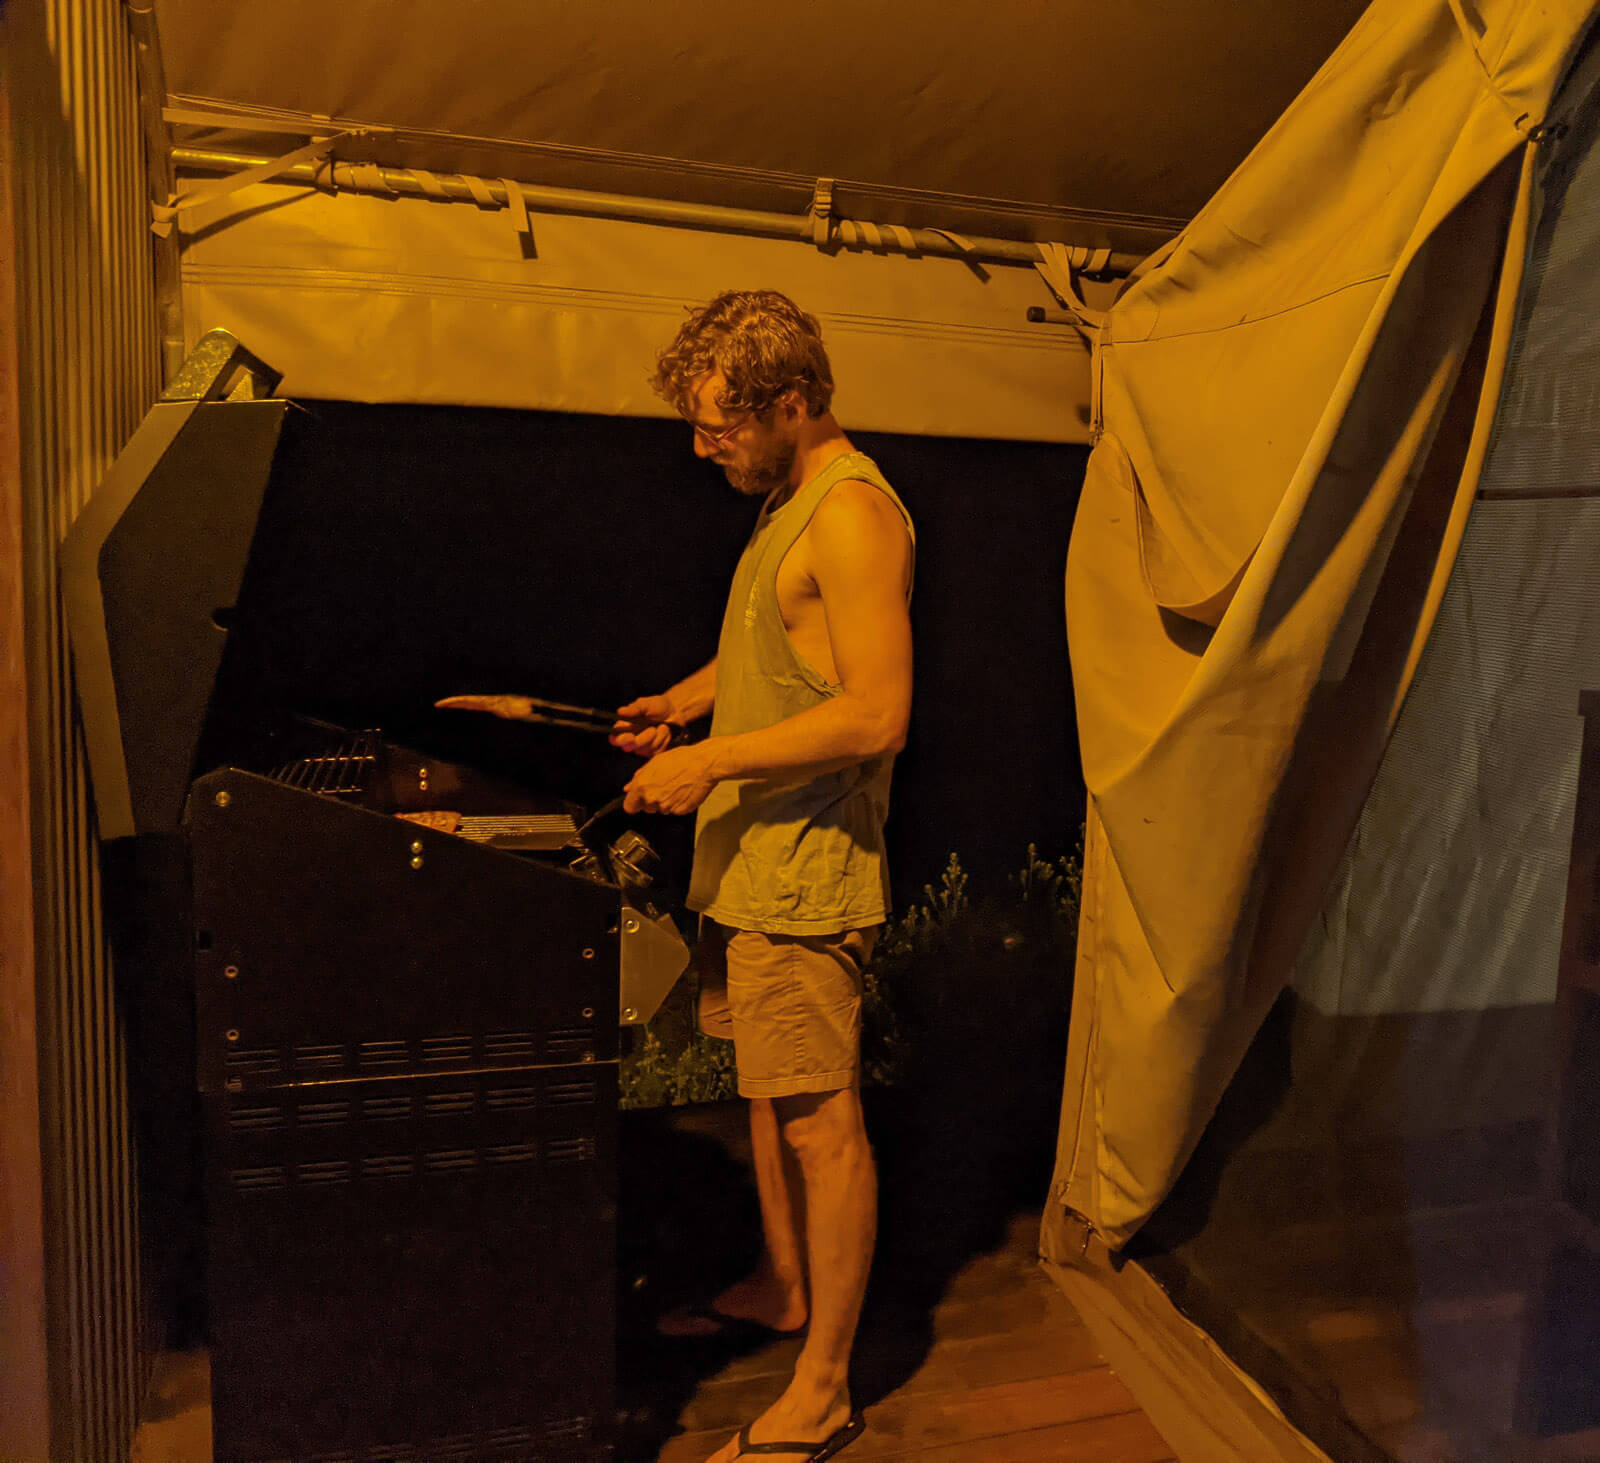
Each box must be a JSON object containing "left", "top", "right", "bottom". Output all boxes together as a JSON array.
[{"left": 695, "top": 921, "right": 879, "bottom": 1099}]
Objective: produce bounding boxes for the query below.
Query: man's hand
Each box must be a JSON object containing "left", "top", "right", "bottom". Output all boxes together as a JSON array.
[
  {"left": 434, "top": 694, "right": 535, "bottom": 721},
  {"left": 623, "top": 741, "right": 720, "bottom": 815},
  {"left": 611, "top": 695, "right": 682, "bottom": 757}
]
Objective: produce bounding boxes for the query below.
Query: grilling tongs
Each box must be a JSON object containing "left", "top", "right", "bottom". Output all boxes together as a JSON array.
[{"left": 435, "top": 693, "right": 692, "bottom": 747}]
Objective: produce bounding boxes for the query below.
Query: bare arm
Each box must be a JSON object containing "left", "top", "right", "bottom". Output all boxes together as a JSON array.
[{"left": 624, "top": 484, "right": 912, "bottom": 814}]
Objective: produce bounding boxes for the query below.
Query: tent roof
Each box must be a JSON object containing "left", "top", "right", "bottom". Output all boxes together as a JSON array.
[{"left": 154, "top": 0, "right": 1368, "bottom": 250}]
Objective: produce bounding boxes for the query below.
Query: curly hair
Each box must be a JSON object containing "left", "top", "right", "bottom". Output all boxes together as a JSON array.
[{"left": 652, "top": 290, "right": 835, "bottom": 420}]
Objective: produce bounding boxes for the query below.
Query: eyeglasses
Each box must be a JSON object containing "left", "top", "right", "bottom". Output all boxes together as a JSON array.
[{"left": 688, "top": 411, "right": 750, "bottom": 448}]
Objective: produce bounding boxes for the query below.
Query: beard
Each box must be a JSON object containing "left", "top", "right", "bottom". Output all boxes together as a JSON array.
[{"left": 723, "top": 436, "right": 797, "bottom": 496}]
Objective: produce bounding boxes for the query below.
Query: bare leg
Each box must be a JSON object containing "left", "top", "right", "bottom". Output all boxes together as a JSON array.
[
  {"left": 705, "top": 1085, "right": 876, "bottom": 1462},
  {"left": 708, "top": 1096, "right": 809, "bottom": 1330}
]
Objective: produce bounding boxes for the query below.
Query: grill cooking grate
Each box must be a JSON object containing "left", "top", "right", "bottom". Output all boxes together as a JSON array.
[
  {"left": 266, "top": 729, "right": 379, "bottom": 795},
  {"left": 453, "top": 813, "right": 578, "bottom": 849}
]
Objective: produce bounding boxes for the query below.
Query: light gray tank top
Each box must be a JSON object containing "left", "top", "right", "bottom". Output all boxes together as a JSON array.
[{"left": 688, "top": 451, "right": 914, "bottom": 934}]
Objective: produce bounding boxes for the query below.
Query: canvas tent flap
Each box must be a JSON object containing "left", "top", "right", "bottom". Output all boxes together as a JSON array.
[
  {"left": 1047, "top": 0, "right": 1597, "bottom": 1249},
  {"left": 1099, "top": 0, "right": 1579, "bottom": 624},
  {"left": 175, "top": 180, "right": 1092, "bottom": 440}
]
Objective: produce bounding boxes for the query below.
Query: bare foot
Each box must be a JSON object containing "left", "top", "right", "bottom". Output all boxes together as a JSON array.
[
  {"left": 657, "top": 1271, "right": 808, "bottom": 1338},
  {"left": 660, "top": 1254, "right": 808, "bottom": 1338},
  {"left": 713, "top": 1271, "right": 809, "bottom": 1330}
]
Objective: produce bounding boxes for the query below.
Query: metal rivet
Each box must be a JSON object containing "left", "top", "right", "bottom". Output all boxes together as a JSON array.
[
  {"left": 581, "top": 947, "right": 595, "bottom": 960},
  {"left": 582, "top": 1007, "right": 595, "bottom": 1020},
  {"left": 622, "top": 1007, "right": 637, "bottom": 1022},
  {"left": 623, "top": 916, "right": 640, "bottom": 934},
  {"left": 225, "top": 1029, "right": 239, "bottom": 1042},
  {"left": 214, "top": 790, "right": 231, "bottom": 808},
  {"left": 224, "top": 965, "right": 239, "bottom": 980},
  {"left": 410, "top": 855, "right": 424, "bottom": 870},
  {"left": 582, "top": 1052, "right": 595, "bottom": 1064},
  {"left": 418, "top": 767, "right": 429, "bottom": 778},
  {"left": 410, "top": 840, "right": 424, "bottom": 855}
]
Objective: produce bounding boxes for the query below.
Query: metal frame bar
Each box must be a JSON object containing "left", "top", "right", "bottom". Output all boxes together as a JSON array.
[{"left": 171, "top": 144, "right": 1151, "bottom": 276}]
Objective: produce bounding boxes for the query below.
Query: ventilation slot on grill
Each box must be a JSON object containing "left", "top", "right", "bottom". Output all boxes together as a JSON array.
[
  {"left": 361, "top": 1095, "right": 412, "bottom": 1122},
  {"left": 480, "top": 1426, "right": 537, "bottom": 1448},
  {"left": 425, "top": 1148, "right": 477, "bottom": 1173},
  {"left": 297, "top": 1160, "right": 351, "bottom": 1188},
  {"left": 484, "top": 1086, "right": 540, "bottom": 1111},
  {"left": 292, "top": 1043, "right": 345, "bottom": 1073},
  {"left": 546, "top": 1138, "right": 596, "bottom": 1165},
  {"left": 296, "top": 1100, "right": 350, "bottom": 1128},
  {"left": 484, "top": 1030, "right": 536, "bottom": 1059},
  {"left": 421, "top": 1035, "right": 473, "bottom": 1064},
  {"left": 546, "top": 1416, "right": 591, "bottom": 1441},
  {"left": 423, "top": 1091, "right": 475, "bottom": 1118},
  {"left": 483, "top": 1141, "right": 538, "bottom": 1166},
  {"left": 545, "top": 1079, "right": 597, "bottom": 1107},
  {"left": 225, "top": 1045, "right": 282, "bottom": 1074},
  {"left": 357, "top": 1039, "right": 409, "bottom": 1069},
  {"left": 228, "top": 1105, "right": 284, "bottom": 1132},
  {"left": 361, "top": 1154, "right": 415, "bottom": 1180},
  {"left": 232, "top": 1166, "right": 287, "bottom": 1192},
  {"left": 544, "top": 1027, "right": 593, "bottom": 1058}
]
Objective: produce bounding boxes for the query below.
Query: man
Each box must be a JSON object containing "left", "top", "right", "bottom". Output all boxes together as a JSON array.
[{"left": 615, "top": 289, "right": 914, "bottom": 1463}]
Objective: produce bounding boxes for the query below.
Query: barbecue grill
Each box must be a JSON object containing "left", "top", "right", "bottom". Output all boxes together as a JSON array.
[{"left": 61, "top": 330, "right": 687, "bottom": 1463}]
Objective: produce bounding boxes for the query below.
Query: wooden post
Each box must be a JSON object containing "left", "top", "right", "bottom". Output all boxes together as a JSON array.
[{"left": 0, "top": 26, "right": 52, "bottom": 1461}]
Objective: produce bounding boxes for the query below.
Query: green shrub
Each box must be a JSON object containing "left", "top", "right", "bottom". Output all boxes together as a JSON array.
[{"left": 618, "top": 839, "right": 1082, "bottom": 1109}]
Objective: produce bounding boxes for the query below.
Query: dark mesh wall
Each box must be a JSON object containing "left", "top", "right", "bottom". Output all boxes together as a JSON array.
[{"left": 1130, "top": 30, "right": 1600, "bottom": 1463}]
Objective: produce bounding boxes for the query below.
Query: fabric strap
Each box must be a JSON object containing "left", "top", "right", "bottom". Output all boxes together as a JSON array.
[
  {"left": 500, "top": 177, "right": 536, "bottom": 254},
  {"left": 151, "top": 131, "right": 358, "bottom": 237},
  {"left": 1034, "top": 241, "right": 1112, "bottom": 329}
]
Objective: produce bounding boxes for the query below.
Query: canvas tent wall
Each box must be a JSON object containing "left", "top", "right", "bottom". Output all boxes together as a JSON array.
[{"left": 1042, "top": 1, "right": 1600, "bottom": 1459}]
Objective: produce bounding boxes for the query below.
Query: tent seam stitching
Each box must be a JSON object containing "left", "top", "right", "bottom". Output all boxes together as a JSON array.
[{"left": 1107, "top": 272, "right": 1390, "bottom": 349}]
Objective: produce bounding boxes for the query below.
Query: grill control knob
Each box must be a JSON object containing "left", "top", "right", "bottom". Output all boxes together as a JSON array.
[{"left": 608, "top": 830, "right": 660, "bottom": 886}]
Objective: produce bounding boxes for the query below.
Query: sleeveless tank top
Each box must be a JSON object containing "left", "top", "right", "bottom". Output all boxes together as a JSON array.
[{"left": 687, "top": 450, "right": 915, "bottom": 934}]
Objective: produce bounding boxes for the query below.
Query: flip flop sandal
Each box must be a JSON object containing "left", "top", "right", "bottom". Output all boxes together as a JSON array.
[{"left": 734, "top": 1412, "right": 866, "bottom": 1461}]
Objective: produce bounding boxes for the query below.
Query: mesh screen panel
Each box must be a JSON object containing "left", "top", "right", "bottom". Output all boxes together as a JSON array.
[{"left": 1138, "top": 29, "right": 1600, "bottom": 1463}]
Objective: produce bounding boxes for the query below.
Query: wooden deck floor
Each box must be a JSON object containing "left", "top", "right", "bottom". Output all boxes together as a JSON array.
[
  {"left": 132, "top": 1212, "right": 1174, "bottom": 1463},
  {"left": 133, "top": 1099, "right": 1175, "bottom": 1462},
  {"left": 649, "top": 1210, "right": 1176, "bottom": 1463}
]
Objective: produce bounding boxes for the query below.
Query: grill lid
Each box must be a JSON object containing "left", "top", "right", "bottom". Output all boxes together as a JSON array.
[{"left": 62, "top": 330, "right": 285, "bottom": 839}]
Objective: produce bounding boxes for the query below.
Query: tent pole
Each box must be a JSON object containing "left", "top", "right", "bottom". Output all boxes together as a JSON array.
[
  {"left": 122, "top": 3, "right": 185, "bottom": 384},
  {"left": 170, "top": 145, "right": 1149, "bottom": 277}
]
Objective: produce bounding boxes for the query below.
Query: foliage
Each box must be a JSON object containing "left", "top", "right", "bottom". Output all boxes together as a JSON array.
[
  {"left": 618, "top": 1025, "right": 737, "bottom": 1110},
  {"left": 618, "top": 838, "right": 1083, "bottom": 1109}
]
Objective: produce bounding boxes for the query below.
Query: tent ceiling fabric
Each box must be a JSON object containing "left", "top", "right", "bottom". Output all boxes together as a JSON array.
[{"left": 152, "top": 0, "right": 1369, "bottom": 232}]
